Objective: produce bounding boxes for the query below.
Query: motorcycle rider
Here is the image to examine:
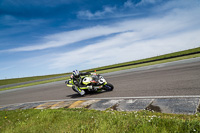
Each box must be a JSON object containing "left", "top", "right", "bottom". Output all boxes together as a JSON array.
[{"left": 71, "top": 70, "right": 93, "bottom": 95}]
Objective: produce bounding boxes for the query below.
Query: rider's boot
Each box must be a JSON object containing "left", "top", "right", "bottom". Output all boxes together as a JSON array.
[{"left": 72, "top": 86, "right": 85, "bottom": 96}]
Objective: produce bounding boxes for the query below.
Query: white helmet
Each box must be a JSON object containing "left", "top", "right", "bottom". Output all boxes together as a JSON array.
[{"left": 73, "top": 70, "right": 80, "bottom": 78}]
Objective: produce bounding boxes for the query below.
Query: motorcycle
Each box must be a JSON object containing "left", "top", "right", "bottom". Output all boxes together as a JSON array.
[{"left": 65, "top": 73, "right": 114, "bottom": 96}]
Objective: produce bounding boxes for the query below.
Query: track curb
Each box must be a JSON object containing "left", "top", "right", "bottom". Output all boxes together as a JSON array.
[{"left": 1, "top": 97, "right": 200, "bottom": 115}]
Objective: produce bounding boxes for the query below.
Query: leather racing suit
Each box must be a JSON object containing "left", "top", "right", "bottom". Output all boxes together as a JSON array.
[{"left": 71, "top": 72, "right": 91, "bottom": 88}]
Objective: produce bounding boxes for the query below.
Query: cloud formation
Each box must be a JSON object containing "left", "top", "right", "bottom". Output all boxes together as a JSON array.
[
  {"left": 2, "top": 25, "right": 124, "bottom": 52},
  {"left": 4, "top": 1, "right": 199, "bottom": 53},
  {"left": 136, "top": 0, "right": 160, "bottom": 5},
  {"left": 124, "top": 0, "right": 134, "bottom": 8},
  {"left": 49, "top": 5, "right": 200, "bottom": 70},
  {"left": 77, "top": 6, "right": 116, "bottom": 19}
]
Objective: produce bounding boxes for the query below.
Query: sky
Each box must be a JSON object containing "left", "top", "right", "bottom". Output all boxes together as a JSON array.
[{"left": 0, "top": 0, "right": 200, "bottom": 79}]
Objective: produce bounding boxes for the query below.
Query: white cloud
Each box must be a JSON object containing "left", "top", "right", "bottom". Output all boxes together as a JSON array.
[
  {"left": 49, "top": 28, "right": 200, "bottom": 71},
  {"left": 136, "top": 0, "right": 160, "bottom": 6},
  {"left": 77, "top": 6, "right": 116, "bottom": 19},
  {"left": 2, "top": 25, "right": 124, "bottom": 52},
  {"left": 4, "top": 5, "right": 199, "bottom": 53},
  {"left": 48, "top": 4, "right": 200, "bottom": 70},
  {"left": 124, "top": 0, "right": 134, "bottom": 8}
]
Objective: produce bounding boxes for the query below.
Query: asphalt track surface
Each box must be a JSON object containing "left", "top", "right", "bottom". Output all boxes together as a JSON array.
[{"left": 0, "top": 58, "right": 200, "bottom": 106}]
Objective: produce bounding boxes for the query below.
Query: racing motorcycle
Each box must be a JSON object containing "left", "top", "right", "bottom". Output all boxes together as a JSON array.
[{"left": 65, "top": 73, "right": 114, "bottom": 96}]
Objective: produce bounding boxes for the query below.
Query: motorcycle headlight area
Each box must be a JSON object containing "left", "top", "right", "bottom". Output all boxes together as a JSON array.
[{"left": 98, "top": 76, "right": 106, "bottom": 84}]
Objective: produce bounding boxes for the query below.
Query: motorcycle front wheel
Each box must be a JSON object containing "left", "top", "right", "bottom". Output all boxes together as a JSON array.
[{"left": 104, "top": 83, "right": 114, "bottom": 91}]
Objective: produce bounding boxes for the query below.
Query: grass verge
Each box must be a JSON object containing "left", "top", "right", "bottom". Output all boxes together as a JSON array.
[
  {"left": 0, "top": 108, "right": 200, "bottom": 133},
  {"left": 1, "top": 53, "right": 200, "bottom": 91},
  {"left": 0, "top": 73, "right": 70, "bottom": 86},
  {"left": 0, "top": 77, "right": 68, "bottom": 91},
  {"left": 86, "top": 47, "right": 200, "bottom": 72},
  {"left": 97, "top": 53, "right": 200, "bottom": 74}
]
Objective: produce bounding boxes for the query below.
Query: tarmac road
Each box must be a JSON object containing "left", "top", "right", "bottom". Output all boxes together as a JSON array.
[{"left": 0, "top": 58, "right": 200, "bottom": 106}]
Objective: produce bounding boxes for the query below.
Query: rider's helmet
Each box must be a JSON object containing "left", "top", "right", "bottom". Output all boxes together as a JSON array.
[{"left": 73, "top": 70, "right": 80, "bottom": 79}]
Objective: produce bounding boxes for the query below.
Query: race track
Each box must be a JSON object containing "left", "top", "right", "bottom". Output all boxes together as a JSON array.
[{"left": 0, "top": 58, "right": 200, "bottom": 106}]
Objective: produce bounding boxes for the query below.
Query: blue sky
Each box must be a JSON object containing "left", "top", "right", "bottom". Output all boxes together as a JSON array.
[{"left": 0, "top": 0, "right": 200, "bottom": 79}]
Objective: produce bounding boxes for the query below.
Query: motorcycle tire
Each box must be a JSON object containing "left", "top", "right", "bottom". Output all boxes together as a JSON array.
[{"left": 104, "top": 83, "right": 114, "bottom": 91}]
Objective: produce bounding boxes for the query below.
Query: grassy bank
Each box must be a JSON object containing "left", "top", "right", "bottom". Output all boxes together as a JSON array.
[
  {"left": 97, "top": 53, "right": 200, "bottom": 74},
  {"left": 0, "top": 73, "right": 70, "bottom": 86},
  {"left": 0, "top": 47, "right": 200, "bottom": 90},
  {"left": 0, "top": 77, "right": 68, "bottom": 91},
  {"left": 86, "top": 47, "right": 200, "bottom": 72},
  {"left": 0, "top": 108, "right": 200, "bottom": 133}
]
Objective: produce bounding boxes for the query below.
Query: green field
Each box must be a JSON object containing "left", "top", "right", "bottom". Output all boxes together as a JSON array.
[
  {"left": 0, "top": 108, "right": 200, "bottom": 133},
  {"left": 0, "top": 47, "right": 200, "bottom": 91}
]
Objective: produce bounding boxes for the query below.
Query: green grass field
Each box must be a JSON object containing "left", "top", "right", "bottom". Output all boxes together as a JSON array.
[
  {"left": 0, "top": 108, "right": 200, "bottom": 133},
  {"left": 0, "top": 47, "right": 200, "bottom": 91}
]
